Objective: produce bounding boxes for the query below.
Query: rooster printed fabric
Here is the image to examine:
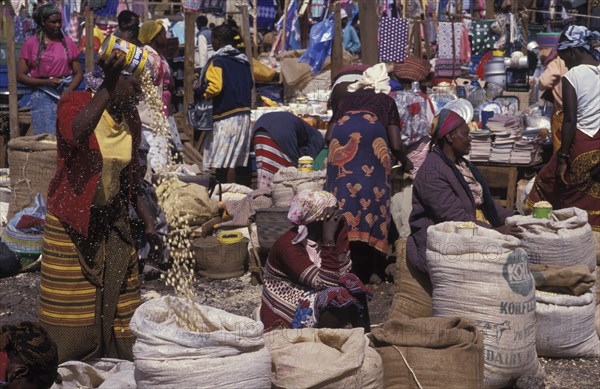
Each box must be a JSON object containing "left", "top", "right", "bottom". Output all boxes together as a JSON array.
[
  {"left": 325, "top": 111, "right": 392, "bottom": 254},
  {"left": 378, "top": 17, "right": 409, "bottom": 63}
]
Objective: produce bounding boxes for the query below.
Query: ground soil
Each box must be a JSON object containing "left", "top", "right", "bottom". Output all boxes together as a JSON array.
[{"left": 1, "top": 271, "right": 599, "bottom": 388}]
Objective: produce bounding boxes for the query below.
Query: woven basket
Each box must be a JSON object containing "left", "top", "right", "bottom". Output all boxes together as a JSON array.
[
  {"left": 254, "top": 207, "right": 291, "bottom": 250},
  {"left": 192, "top": 236, "right": 249, "bottom": 280}
]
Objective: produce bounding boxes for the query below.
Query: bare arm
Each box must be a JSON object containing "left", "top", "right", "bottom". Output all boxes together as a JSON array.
[
  {"left": 17, "top": 59, "right": 59, "bottom": 87},
  {"left": 558, "top": 78, "right": 577, "bottom": 156},
  {"left": 66, "top": 59, "right": 84, "bottom": 93},
  {"left": 386, "top": 124, "right": 409, "bottom": 165}
]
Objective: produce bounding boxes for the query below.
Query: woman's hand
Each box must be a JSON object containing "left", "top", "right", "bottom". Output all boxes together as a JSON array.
[
  {"left": 494, "top": 222, "right": 524, "bottom": 239},
  {"left": 46, "top": 78, "right": 62, "bottom": 87},
  {"left": 97, "top": 52, "right": 126, "bottom": 86},
  {"left": 320, "top": 207, "right": 343, "bottom": 244},
  {"left": 556, "top": 158, "right": 569, "bottom": 186},
  {"left": 145, "top": 231, "right": 164, "bottom": 264}
]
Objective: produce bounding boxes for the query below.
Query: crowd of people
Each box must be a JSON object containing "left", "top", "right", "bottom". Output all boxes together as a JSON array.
[{"left": 1, "top": 3, "right": 599, "bottom": 386}]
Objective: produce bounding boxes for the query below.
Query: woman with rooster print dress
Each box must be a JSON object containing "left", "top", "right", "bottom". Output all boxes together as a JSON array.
[{"left": 325, "top": 64, "right": 412, "bottom": 283}]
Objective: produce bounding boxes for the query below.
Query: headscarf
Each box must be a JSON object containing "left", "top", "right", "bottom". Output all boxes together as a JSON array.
[
  {"left": 33, "top": 3, "right": 61, "bottom": 25},
  {"left": 139, "top": 20, "right": 163, "bottom": 45},
  {"left": 288, "top": 189, "right": 338, "bottom": 245},
  {"left": 0, "top": 321, "right": 59, "bottom": 387},
  {"left": 33, "top": 4, "right": 68, "bottom": 68},
  {"left": 557, "top": 25, "right": 600, "bottom": 61},
  {"left": 429, "top": 99, "right": 473, "bottom": 148},
  {"left": 347, "top": 63, "right": 391, "bottom": 94},
  {"left": 329, "top": 65, "right": 369, "bottom": 111}
]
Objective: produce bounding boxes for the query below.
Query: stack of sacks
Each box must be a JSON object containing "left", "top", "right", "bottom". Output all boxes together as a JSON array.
[
  {"left": 427, "top": 222, "right": 544, "bottom": 388},
  {"left": 507, "top": 208, "right": 600, "bottom": 356}
]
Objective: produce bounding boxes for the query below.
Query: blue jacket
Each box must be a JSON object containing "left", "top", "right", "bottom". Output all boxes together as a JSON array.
[{"left": 202, "top": 55, "right": 253, "bottom": 120}]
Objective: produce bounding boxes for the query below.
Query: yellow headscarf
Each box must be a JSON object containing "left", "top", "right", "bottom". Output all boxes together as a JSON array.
[{"left": 139, "top": 20, "right": 163, "bottom": 45}]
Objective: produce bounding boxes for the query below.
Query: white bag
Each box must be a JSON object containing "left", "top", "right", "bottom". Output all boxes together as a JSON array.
[
  {"left": 130, "top": 296, "right": 271, "bottom": 389},
  {"left": 427, "top": 222, "right": 544, "bottom": 389},
  {"left": 264, "top": 328, "right": 383, "bottom": 389},
  {"left": 536, "top": 290, "right": 600, "bottom": 357},
  {"left": 506, "top": 208, "right": 596, "bottom": 271},
  {"left": 272, "top": 167, "right": 326, "bottom": 207}
]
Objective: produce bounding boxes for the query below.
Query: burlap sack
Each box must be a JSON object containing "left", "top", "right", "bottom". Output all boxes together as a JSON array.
[
  {"left": 264, "top": 328, "right": 383, "bottom": 389},
  {"left": 7, "top": 134, "right": 57, "bottom": 220},
  {"left": 272, "top": 167, "right": 326, "bottom": 207},
  {"left": 156, "top": 178, "right": 218, "bottom": 227},
  {"left": 536, "top": 289, "right": 600, "bottom": 357},
  {"left": 531, "top": 264, "right": 595, "bottom": 296},
  {"left": 389, "top": 238, "right": 432, "bottom": 319},
  {"left": 506, "top": 208, "right": 596, "bottom": 271},
  {"left": 427, "top": 222, "right": 544, "bottom": 388},
  {"left": 369, "top": 317, "right": 484, "bottom": 389}
]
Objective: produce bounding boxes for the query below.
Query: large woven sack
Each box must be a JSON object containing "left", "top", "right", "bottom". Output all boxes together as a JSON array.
[
  {"left": 156, "top": 178, "right": 218, "bottom": 227},
  {"left": 535, "top": 290, "right": 600, "bottom": 357},
  {"left": 264, "top": 328, "right": 383, "bottom": 389},
  {"left": 272, "top": 167, "right": 326, "bottom": 207},
  {"left": 427, "top": 222, "right": 544, "bottom": 388},
  {"left": 7, "top": 134, "right": 57, "bottom": 220},
  {"left": 130, "top": 296, "right": 271, "bottom": 389},
  {"left": 369, "top": 316, "right": 484, "bottom": 389},
  {"left": 506, "top": 208, "right": 596, "bottom": 271},
  {"left": 389, "top": 238, "right": 432, "bottom": 319}
]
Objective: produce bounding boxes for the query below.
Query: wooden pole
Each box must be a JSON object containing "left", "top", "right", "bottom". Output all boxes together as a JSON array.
[
  {"left": 253, "top": 13, "right": 259, "bottom": 58},
  {"left": 331, "top": 2, "right": 343, "bottom": 79},
  {"left": 359, "top": 0, "right": 378, "bottom": 65},
  {"left": 5, "top": 3, "right": 19, "bottom": 145},
  {"left": 240, "top": 4, "right": 256, "bottom": 108},
  {"left": 183, "top": 11, "right": 195, "bottom": 144},
  {"left": 85, "top": 7, "right": 95, "bottom": 72},
  {"left": 486, "top": 0, "right": 495, "bottom": 19}
]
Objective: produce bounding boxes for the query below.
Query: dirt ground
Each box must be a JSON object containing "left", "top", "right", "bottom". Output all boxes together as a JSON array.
[{"left": 1, "top": 271, "right": 599, "bottom": 388}]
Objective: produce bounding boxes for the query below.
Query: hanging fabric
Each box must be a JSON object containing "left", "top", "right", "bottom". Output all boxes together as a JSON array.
[
  {"left": 470, "top": 20, "right": 495, "bottom": 56},
  {"left": 256, "top": 0, "right": 278, "bottom": 30},
  {"left": 378, "top": 12, "right": 409, "bottom": 63}
]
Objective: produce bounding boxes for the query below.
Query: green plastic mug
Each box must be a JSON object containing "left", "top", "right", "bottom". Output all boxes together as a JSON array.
[{"left": 533, "top": 207, "right": 552, "bottom": 219}]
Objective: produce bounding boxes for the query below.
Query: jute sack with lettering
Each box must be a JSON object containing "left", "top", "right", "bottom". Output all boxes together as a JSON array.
[
  {"left": 506, "top": 208, "right": 596, "bottom": 271},
  {"left": 427, "top": 222, "right": 544, "bottom": 389}
]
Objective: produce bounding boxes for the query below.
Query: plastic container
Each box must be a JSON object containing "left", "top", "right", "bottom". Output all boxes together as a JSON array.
[
  {"left": 533, "top": 206, "right": 552, "bottom": 219},
  {"left": 98, "top": 34, "right": 149, "bottom": 75},
  {"left": 298, "top": 156, "right": 314, "bottom": 173}
]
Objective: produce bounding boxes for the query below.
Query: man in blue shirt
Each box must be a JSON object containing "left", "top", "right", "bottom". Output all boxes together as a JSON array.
[{"left": 341, "top": 9, "right": 360, "bottom": 55}]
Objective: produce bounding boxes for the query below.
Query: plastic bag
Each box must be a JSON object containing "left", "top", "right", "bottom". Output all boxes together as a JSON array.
[{"left": 299, "top": 15, "right": 334, "bottom": 73}]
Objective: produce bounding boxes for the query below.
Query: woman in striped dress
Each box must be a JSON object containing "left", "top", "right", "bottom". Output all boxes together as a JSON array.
[
  {"left": 39, "top": 54, "right": 159, "bottom": 363},
  {"left": 252, "top": 112, "right": 325, "bottom": 189}
]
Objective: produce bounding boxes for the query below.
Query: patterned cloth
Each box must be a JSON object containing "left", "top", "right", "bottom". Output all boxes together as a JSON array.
[
  {"left": 253, "top": 131, "right": 295, "bottom": 189},
  {"left": 39, "top": 209, "right": 140, "bottom": 363},
  {"left": 470, "top": 20, "right": 495, "bottom": 56},
  {"left": 256, "top": 0, "right": 278, "bottom": 30},
  {"left": 202, "top": 113, "right": 252, "bottom": 170},
  {"left": 437, "top": 22, "right": 465, "bottom": 60},
  {"left": 378, "top": 17, "right": 408, "bottom": 63},
  {"left": 325, "top": 111, "right": 392, "bottom": 254},
  {"left": 199, "top": 0, "right": 226, "bottom": 16},
  {"left": 527, "top": 127, "right": 600, "bottom": 231},
  {"left": 434, "top": 58, "right": 462, "bottom": 78}
]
